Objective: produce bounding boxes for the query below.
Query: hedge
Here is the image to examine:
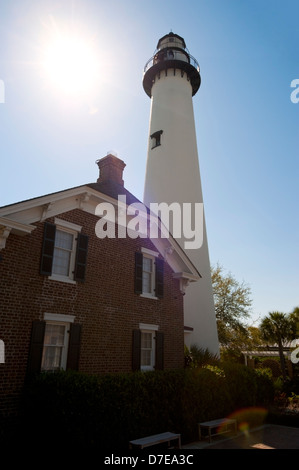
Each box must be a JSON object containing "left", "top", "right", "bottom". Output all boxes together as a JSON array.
[{"left": 18, "top": 364, "right": 274, "bottom": 449}]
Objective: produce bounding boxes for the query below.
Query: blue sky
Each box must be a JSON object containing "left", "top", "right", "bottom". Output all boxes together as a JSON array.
[{"left": 0, "top": 0, "right": 298, "bottom": 324}]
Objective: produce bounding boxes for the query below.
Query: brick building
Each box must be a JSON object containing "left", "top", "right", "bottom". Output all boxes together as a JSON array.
[{"left": 0, "top": 153, "right": 200, "bottom": 415}]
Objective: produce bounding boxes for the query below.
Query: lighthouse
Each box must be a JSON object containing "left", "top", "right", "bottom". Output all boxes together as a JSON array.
[{"left": 143, "top": 32, "right": 219, "bottom": 355}]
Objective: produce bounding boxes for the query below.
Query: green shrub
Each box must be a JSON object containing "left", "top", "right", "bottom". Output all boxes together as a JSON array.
[
  {"left": 258, "top": 359, "right": 282, "bottom": 378},
  {"left": 254, "top": 368, "right": 275, "bottom": 406},
  {"left": 20, "top": 363, "right": 274, "bottom": 449},
  {"left": 221, "top": 362, "right": 258, "bottom": 408},
  {"left": 220, "top": 362, "right": 274, "bottom": 410},
  {"left": 282, "top": 376, "right": 299, "bottom": 395},
  {"left": 180, "top": 368, "right": 232, "bottom": 442},
  {"left": 184, "top": 345, "right": 219, "bottom": 368}
]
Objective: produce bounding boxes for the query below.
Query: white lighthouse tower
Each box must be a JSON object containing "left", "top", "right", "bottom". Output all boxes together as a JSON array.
[{"left": 143, "top": 32, "right": 219, "bottom": 355}]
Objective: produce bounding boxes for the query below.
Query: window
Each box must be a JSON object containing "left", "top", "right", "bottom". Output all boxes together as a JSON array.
[
  {"left": 27, "top": 316, "right": 82, "bottom": 375},
  {"left": 134, "top": 249, "right": 164, "bottom": 299},
  {"left": 142, "top": 255, "right": 154, "bottom": 295},
  {"left": 52, "top": 229, "right": 76, "bottom": 278},
  {"left": 140, "top": 331, "right": 155, "bottom": 371},
  {"left": 132, "top": 325, "right": 164, "bottom": 371},
  {"left": 40, "top": 220, "right": 88, "bottom": 283},
  {"left": 41, "top": 322, "right": 69, "bottom": 371},
  {"left": 150, "top": 130, "right": 163, "bottom": 149}
]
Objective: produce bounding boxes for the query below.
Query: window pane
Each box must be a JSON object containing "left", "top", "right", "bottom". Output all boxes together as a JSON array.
[
  {"left": 141, "top": 332, "right": 153, "bottom": 367},
  {"left": 142, "top": 257, "right": 153, "bottom": 294},
  {"left": 52, "top": 230, "right": 74, "bottom": 276},
  {"left": 143, "top": 257, "right": 152, "bottom": 273},
  {"left": 42, "top": 346, "right": 63, "bottom": 370},
  {"left": 141, "top": 349, "right": 151, "bottom": 366},
  {"left": 44, "top": 324, "right": 65, "bottom": 346},
  {"left": 53, "top": 248, "right": 71, "bottom": 275},
  {"left": 55, "top": 230, "right": 73, "bottom": 250},
  {"left": 141, "top": 332, "right": 152, "bottom": 349},
  {"left": 142, "top": 272, "right": 152, "bottom": 294},
  {"left": 42, "top": 324, "right": 66, "bottom": 371}
]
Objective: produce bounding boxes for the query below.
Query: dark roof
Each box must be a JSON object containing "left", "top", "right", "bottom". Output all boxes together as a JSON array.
[
  {"left": 157, "top": 32, "right": 186, "bottom": 49},
  {"left": 0, "top": 178, "right": 201, "bottom": 277},
  {"left": 86, "top": 180, "right": 144, "bottom": 207},
  {"left": 0, "top": 180, "right": 145, "bottom": 211}
]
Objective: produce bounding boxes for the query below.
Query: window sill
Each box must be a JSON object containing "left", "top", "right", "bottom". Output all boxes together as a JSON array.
[
  {"left": 151, "top": 144, "right": 161, "bottom": 150},
  {"left": 48, "top": 274, "right": 77, "bottom": 285},
  {"left": 141, "top": 366, "right": 155, "bottom": 372},
  {"left": 140, "top": 293, "right": 159, "bottom": 300}
]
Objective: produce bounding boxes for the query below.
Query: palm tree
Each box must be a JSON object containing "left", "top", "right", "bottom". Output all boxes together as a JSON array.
[
  {"left": 260, "top": 311, "right": 293, "bottom": 381},
  {"left": 289, "top": 307, "right": 299, "bottom": 337}
]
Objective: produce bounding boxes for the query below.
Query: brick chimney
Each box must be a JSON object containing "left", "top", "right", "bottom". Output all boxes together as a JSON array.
[{"left": 96, "top": 153, "right": 126, "bottom": 186}]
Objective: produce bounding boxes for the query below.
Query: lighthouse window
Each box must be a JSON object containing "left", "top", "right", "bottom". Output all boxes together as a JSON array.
[{"left": 150, "top": 130, "right": 163, "bottom": 149}]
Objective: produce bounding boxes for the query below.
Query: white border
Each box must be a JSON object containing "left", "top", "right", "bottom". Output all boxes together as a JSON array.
[
  {"left": 54, "top": 217, "right": 82, "bottom": 232},
  {"left": 44, "top": 313, "right": 75, "bottom": 323},
  {"left": 139, "top": 323, "right": 159, "bottom": 331},
  {"left": 141, "top": 247, "right": 159, "bottom": 257}
]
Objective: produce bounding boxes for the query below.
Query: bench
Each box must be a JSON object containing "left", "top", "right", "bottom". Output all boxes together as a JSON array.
[
  {"left": 198, "top": 418, "right": 237, "bottom": 443},
  {"left": 129, "top": 432, "right": 181, "bottom": 449}
]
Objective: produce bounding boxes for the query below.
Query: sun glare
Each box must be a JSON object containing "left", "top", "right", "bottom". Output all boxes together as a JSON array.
[{"left": 42, "top": 28, "right": 100, "bottom": 96}]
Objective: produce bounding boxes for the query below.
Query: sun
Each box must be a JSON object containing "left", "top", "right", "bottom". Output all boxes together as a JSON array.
[{"left": 41, "top": 26, "right": 100, "bottom": 96}]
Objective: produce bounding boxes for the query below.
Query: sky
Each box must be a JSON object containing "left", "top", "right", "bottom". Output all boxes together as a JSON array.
[{"left": 0, "top": 0, "right": 298, "bottom": 325}]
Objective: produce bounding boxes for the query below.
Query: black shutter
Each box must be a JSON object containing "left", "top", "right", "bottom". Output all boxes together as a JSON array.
[
  {"left": 66, "top": 323, "right": 82, "bottom": 370},
  {"left": 155, "top": 331, "right": 164, "bottom": 370},
  {"left": 134, "top": 252, "right": 143, "bottom": 294},
  {"left": 74, "top": 233, "right": 89, "bottom": 282},
  {"left": 155, "top": 258, "right": 164, "bottom": 298},
  {"left": 132, "top": 329, "right": 141, "bottom": 371},
  {"left": 40, "top": 222, "right": 56, "bottom": 275},
  {"left": 27, "top": 320, "right": 46, "bottom": 375}
]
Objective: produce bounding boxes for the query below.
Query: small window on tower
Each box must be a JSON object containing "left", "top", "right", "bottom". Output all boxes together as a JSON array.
[{"left": 150, "top": 130, "right": 163, "bottom": 149}]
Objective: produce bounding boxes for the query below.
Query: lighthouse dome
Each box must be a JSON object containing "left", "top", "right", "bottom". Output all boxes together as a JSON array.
[{"left": 143, "top": 32, "right": 201, "bottom": 97}]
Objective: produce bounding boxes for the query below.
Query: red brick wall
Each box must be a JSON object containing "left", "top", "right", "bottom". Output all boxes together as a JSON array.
[{"left": 0, "top": 209, "right": 184, "bottom": 415}]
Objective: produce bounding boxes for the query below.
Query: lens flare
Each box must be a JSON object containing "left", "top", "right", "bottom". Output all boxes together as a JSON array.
[
  {"left": 226, "top": 407, "right": 268, "bottom": 435},
  {"left": 41, "top": 20, "right": 100, "bottom": 97}
]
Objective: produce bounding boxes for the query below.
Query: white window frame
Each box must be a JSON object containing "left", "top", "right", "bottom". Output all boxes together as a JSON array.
[
  {"left": 139, "top": 323, "right": 159, "bottom": 371},
  {"left": 41, "top": 313, "right": 75, "bottom": 371},
  {"left": 140, "top": 248, "right": 159, "bottom": 299},
  {"left": 49, "top": 218, "right": 82, "bottom": 284}
]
